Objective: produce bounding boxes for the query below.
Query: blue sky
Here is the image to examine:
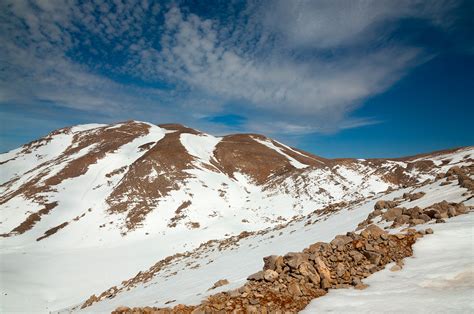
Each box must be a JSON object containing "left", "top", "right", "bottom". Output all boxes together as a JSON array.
[{"left": 0, "top": 0, "right": 473, "bottom": 157}]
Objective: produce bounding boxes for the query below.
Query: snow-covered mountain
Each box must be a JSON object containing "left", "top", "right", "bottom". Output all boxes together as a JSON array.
[{"left": 0, "top": 120, "right": 472, "bottom": 313}]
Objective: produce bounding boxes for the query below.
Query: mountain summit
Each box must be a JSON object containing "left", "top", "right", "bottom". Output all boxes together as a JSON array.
[
  {"left": 0, "top": 121, "right": 472, "bottom": 312},
  {"left": 2, "top": 120, "right": 461, "bottom": 241}
]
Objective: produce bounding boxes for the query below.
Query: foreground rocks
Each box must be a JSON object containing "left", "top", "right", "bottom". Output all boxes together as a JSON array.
[
  {"left": 358, "top": 200, "right": 471, "bottom": 230},
  {"left": 356, "top": 165, "right": 473, "bottom": 231},
  {"left": 110, "top": 166, "right": 473, "bottom": 314},
  {"left": 113, "top": 224, "right": 425, "bottom": 314}
]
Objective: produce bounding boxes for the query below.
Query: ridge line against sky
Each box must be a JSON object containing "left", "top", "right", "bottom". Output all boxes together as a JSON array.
[{"left": 0, "top": 0, "right": 473, "bottom": 157}]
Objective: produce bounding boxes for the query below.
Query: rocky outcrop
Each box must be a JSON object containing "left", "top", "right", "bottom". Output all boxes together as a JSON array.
[
  {"left": 356, "top": 165, "right": 473, "bottom": 231},
  {"left": 112, "top": 225, "right": 424, "bottom": 314},
  {"left": 358, "top": 200, "right": 471, "bottom": 230}
]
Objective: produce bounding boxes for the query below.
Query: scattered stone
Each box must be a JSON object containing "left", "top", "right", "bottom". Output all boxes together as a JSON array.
[
  {"left": 390, "top": 264, "right": 402, "bottom": 272},
  {"left": 374, "top": 200, "right": 398, "bottom": 210},
  {"left": 114, "top": 306, "right": 130, "bottom": 312},
  {"left": 247, "top": 271, "right": 265, "bottom": 281},
  {"left": 403, "top": 192, "right": 426, "bottom": 201},
  {"left": 382, "top": 207, "right": 403, "bottom": 221},
  {"left": 209, "top": 279, "right": 229, "bottom": 290},
  {"left": 355, "top": 283, "right": 369, "bottom": 290},
  {"left": 410, "top": 219, "right": 426, "bottom": 226}
]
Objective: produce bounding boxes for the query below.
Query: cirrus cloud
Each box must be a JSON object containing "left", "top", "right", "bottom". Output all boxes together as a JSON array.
[{"left": 0, "top": 0, "right": 464, "bottom": 136}]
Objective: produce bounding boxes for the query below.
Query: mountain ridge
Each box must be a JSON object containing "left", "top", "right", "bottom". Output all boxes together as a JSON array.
[{"left": 0, "top": 120, "right": 473, "bottom": 313}]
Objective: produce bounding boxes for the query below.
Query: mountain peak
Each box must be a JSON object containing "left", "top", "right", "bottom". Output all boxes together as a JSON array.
[{"left": 1, "top": 121, "right": 473, "bottom": 312}]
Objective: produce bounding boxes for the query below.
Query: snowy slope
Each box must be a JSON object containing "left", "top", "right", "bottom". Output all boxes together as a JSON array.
[
  {"left": 303, "top": 212, "right": 474, "bottom": 313},
  {"left": 73, "top": 172, "right": 473, "bottom": 313},
  {"left": 0, "top": 120, "right": 472, "bottom": 313}
]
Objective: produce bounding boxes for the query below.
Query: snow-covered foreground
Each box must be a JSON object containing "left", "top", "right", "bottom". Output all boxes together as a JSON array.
[
  {"left": 75, "top": 178, "right": 472, "bottom": 313},
  {"left": 303, "top": 211, "right": 474, "bottom": 313}
]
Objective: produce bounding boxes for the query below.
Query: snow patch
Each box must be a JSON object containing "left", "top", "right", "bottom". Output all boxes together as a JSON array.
[
  {"left": 180, "top": 133, "right": 221, "bottom": 166},
  {"left": 252, "top": 137, "right": 308, "bottom": 169}
]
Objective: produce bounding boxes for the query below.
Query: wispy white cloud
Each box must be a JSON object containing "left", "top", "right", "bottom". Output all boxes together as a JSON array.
[
  {"left": 260, "top": 0, "right": 458, "bottom": 49},
  {"left": 0, "top": 0, "right": 463, "bottom": 136}
]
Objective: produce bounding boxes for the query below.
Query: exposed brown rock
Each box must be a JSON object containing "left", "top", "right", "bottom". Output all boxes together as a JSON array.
[
  {"left": 263, "top": 269, "right": 279, "bottom": 282},
  {"left": 36, "top": 221, "right": 69, "bottom": 241},
  {"left": 1, "top": 202, "right": 58, "bottom": 237},
  {"left": 168, "top": 201, "right": 192, "bottom": 228},
  {"left": 208, "top": 279, "right": 229, "bottom": 290},
  {"left": 106, "top": 127, "right": 197, "bottom": 232},
  {"left": 362, "top": 224, "right": 387, "bottom": 239},
  {"left": 1, "top": 122, "right": 150, "bottom": 236},
  {"left": 374, "top": 200, "right": 398, "bottom": 210},
  {"left": 212, "top": 134, "right": 298, "bottom": 184},
  {"left": 403, "top": 191, "right": 426, "bottom": 201}
]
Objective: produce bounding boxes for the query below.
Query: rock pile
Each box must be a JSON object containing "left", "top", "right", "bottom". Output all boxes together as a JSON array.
[
  {"left": 355, "top": 165, "right": 473, "bottom": 231},
  {"left": 437, "top": 165, "right": 474, "bottom": 192},
  {"left": 109, "top": 165, "right": 472, "bottom": 314},
  {"left": 113, "top": 225, "right": 423, "bottom": 314},
  {"left": 358, "top": 200, "right": 470, "bottom": 230}
]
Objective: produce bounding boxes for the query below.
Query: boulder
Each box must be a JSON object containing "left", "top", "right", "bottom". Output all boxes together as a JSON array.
[
  {"left": 349, "top": 250, "right": 365, "bottom": 264},
  {"left": 394, "top": 215, "right": 410, "bottom": 225},
  {"left": 374, "top": 200, "right": 398, "bottom": 210},
  {"left": 363, "top": 250, "right": 381, "bottom": 265},
  {"left": 410, "top": 219, "right": 426, "bottom": 225},
  {"left": 447, "top": 207, "right": 457, "bottom": 217},
  {"left": 446, "top": 166, "right": 463, "bottom": 176},
  {"left": 460, "top": 178, "right": 474, "bottom": 191},
  {"left": 299, "top": 262, "right": 320, "bottom": 284},
  {"left": 382, "top": 207, "right": 403, "bottom": 221},
  {"left": 287, "top": 281, "right": 302, "bottom": 297},
  {"left": 283, "top": 252, "right": 308, "bottom": 269},
  {"left": 330, "top": 235, "right": 353, "bottom": 248},
  {"left": 355, "top": 283, "right": 369, "bottom": 290},
  {"left": 228, "top": 289, "right": 241, "bottom": 298},
  {"left": 263, "top": 269, "right": 279, "bottom": 282},
  {"left": 419, "top": 213, "right": 431, "bottom": 222},
  {"left": 336, "top": 263, "right": 345, "bottom": 277},
  {"left": 403, "top": 206, "right": 421, "bottom": 218},
  {"left": 363, "top": 224, "right": 387, "bottom": 238},
  {"left": 454, "top": 203, "right": 468, "bottom": 215},
  {"left": 321, "top": 278, "right": 331, "bottom": 289},
  {"left": 209, "top": 279, "right": 229, "bottom": 290},
  {"left": 308, "top": 242, "right": 329, "bottom": 254},
  {"left": 424, "top": 208, "right": 440, "bottom": 219},
  {"left": 247, "top": 271, "right": 265, "bottom": 281},
  {"left": 314, "top": 257, "right": 332, "bottom": 283},
  {"left": 390, "top": 264, "right": 402, "bottom": 272},
  {"left": 403, "top": 192, "right": 425, "bottom": 201},
  {"left": 263, "top": 255, "right": 284, "bottom": 272}
]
